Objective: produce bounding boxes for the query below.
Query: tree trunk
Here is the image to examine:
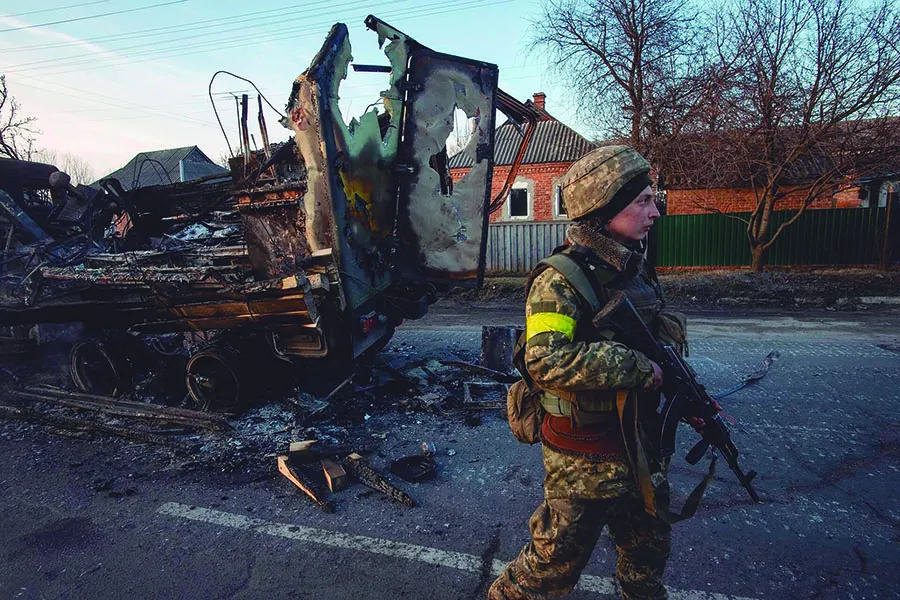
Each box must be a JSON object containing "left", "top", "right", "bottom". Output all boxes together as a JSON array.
[{"left": 750, "top": 245, "right": 766, "bottom": 272}]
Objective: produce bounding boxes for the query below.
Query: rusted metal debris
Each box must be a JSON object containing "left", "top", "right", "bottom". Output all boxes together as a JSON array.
[
  {"left": 480, "top": 325, "right": 522, "bottom": 375},
  {"left": 342, "top": 452, "right": 415, "bottom": 507},
  {"left": 438, "top": 360, "right": 519, "bottom": 384},
  {"left": 0, "top": 403, "right": 184, "bottom": 447},
  {"left": 323, "top": 374, "right": 355, "bottom": 402},
  {"left": 714, "top": 350, "right": 781, "bottom": 400},
  {"left": 462, "top": 381, "right": 509, "bottom": 410},
  {"left": 11, "top": 385, "right": 230, "bottom": 431},
  {"left": 389, "top": 454, "right": 436, "bottom": 483}
]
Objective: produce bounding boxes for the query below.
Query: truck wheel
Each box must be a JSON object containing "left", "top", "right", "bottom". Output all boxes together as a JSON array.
[
  {"left": 70, "top": 338, "right": 132, "bottom": 397},
  {"left": 185, "top": 347, "right": 242, "bottom": 412}
]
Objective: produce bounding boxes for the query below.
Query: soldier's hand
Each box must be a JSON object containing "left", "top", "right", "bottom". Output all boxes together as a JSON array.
[
  {"left": 647, "top": 361, "right": 664, "bottom": 390},
  {"left": 687, "top": 400, "right": 723, "bottom": 432}
]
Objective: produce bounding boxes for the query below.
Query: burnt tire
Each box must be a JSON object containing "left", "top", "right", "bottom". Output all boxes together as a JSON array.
[{"left": 70, "top": 338, "right": 132, "bottom": 397}]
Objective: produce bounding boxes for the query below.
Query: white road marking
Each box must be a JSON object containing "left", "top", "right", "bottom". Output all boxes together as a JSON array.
[{"left": 157, "top": 502, "right": 759, "bottom": 600}]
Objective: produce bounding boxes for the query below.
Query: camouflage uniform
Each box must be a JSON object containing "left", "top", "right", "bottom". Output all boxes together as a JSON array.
[{"left": 489, "top": 226, "right": 672, "bottom": 600}]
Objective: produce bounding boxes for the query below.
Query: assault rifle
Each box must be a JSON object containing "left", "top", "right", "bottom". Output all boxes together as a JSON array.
[{"left": 593, "top": 291, "right": 762, "bottom": 503}]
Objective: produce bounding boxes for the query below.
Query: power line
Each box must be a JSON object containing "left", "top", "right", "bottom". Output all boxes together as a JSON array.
[
  {"left": 0, "top": 1, "right": 332, "bottom": 54},
  {"left": 12, "top": 76, "right": 217, "bottom": 129},
  {"left": 1, "top": 0, "right": 112, "bottom": 19},
  {"left": 8, "top": 0, "right": 518, "bottom": 135},
  {"left": 5, "top": 0, "right": 412, "bottom": 71},
  {"left": 7, "top": 0, "right": 513, "bottom": 77},
  {"left": 0, "top": 0, "right": 187, "bottom": 34}
]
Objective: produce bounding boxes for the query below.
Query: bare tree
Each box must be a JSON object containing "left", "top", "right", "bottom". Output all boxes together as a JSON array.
[
  {"left": 695, "top": 0, "right": 900, "bottom": 270},
  {"left": 531, "top": 0, "right": 717, "bottom": 158},
  {"left": 0, "top": 75, "right": 38, "bottom": 161},
  {"left": 33, "top": 149, "right": 96, "bottom": 186},
  {"left": 62, "top": 154, "right": 95, "bottom": 186}
]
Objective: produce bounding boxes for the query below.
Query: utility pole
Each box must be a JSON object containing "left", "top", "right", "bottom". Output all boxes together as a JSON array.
[{"left": 882, "top": 187, "right": 896, "bottom": 270}]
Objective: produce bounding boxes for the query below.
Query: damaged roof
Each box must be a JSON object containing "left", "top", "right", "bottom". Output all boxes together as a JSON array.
[
  {"left": 96, "top": 145, "right": 228, "bottom": 190},
  {"left": 449, "top": 116, "right": 596, "bottom": 169}
]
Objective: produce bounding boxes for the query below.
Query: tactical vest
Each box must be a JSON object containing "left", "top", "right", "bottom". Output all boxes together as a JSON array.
[{"left": 519, "top": 244, "right": 663, "bottom": 424}]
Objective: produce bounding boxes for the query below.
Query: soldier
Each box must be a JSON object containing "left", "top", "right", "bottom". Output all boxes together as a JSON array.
[{"left": 490, "top": 145, "right": 686, "bottom": 600}]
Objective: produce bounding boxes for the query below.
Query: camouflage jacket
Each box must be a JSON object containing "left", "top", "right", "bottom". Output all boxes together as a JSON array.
[
  {"left": 524, "top": 228, "right": 663, "bottom": 395},
  {"left": 526, "top": 227, "right": 669, "bottom": 500}
]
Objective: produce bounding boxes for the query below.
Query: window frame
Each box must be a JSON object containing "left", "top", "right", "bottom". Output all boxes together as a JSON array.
[
  {"left": 553, "top": 183, "right": 567, "bottom": 219},
  {"left": 505, "top": 179, "right": 533, "bottom": 221}
]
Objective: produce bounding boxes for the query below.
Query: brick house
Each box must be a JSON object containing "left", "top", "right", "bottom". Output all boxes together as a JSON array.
[
  {"left": 660, "top": 130, "right": 899, "bottom": 215},
  {"left": 449, "top": 93, "right": 596, "bottom": 222},
  {"left": 664, "top": 185, "right": 866, "bottom": 215}
]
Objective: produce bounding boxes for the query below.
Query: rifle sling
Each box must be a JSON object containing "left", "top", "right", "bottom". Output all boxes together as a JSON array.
[
  {"left": 538, "top": 252, "right": 612, "bottom": 313},
  {"left": 617, "top": 391, "right": 717, "bottom": 523},
  {"left": 665, "top": 452, "right": 718, "bottom": 524}
]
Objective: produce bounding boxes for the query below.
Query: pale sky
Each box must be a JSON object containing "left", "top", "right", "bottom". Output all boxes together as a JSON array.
[{"left": 0, "top": 0, "right": 589, "bottom": 178}]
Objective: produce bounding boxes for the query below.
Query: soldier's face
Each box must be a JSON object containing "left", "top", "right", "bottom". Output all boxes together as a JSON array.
[{"left": 606, "top": 186, "right": 659, "bottom": 243}]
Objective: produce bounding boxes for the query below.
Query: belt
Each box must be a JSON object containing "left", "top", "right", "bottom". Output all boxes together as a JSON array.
[
  {"left": 540, "top": 413, "right": 626, "bottom": 459},
  {"left": 540, "top": 390, "right": 618, "bottom": 425}
]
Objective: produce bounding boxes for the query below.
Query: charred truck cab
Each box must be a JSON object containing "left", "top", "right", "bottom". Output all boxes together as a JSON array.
[
  {"left": 243, "top": 16, "right": 504, "bottom": 361},
  {"left": 0, "top": 16, "right": 537, "bottom": 410}
]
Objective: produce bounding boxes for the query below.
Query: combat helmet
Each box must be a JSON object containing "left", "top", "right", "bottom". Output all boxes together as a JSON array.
[{"left": 560, "top": 145, "right": 651, "bottom": 220}]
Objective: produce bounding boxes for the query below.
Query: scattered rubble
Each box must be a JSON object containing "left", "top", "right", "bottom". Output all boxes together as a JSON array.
[
  {"left": 0, "top": 325, "right": 513, "bottom": 509},
  {"left": 343, "top": 453, "right": 415, "bottom": 508},
  {"left": 277, "top": 454, "right": 333, "bottom": 512}
]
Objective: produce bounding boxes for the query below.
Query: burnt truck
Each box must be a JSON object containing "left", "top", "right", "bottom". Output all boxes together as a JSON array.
[{"left": 0, "top": 16, "right": 538, "bottom": 410}]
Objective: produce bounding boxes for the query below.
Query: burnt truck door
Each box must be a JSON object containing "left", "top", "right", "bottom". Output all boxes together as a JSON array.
[{"left": 394, "top": 49, "right": 499, "bottom": 288}]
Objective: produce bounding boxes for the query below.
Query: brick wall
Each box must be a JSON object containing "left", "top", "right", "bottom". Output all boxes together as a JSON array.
[
  {"left": 667, "top": 184, "right": 862, "bottom": 215},
  {"left": 450, "top": 161, "right": 573, "bottom": 222}
]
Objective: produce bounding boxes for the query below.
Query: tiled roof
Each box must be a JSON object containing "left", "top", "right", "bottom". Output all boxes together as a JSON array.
[
  {"left": 97, "top": 146, "right": 228, "bottom": 190},
  {"left": 449, "top": 119, "right": 596, "bottom": 168}
]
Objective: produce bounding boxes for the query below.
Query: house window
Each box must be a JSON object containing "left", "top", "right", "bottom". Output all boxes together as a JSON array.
[
  {"left": 879, "top": 181, "right": 898, "bottom": 208},
  {"left": 555, "top": 185, "right": 567, "bottom": 218},
  {"left": 509, "top": 187, "right": 529, "bottom": 218}
]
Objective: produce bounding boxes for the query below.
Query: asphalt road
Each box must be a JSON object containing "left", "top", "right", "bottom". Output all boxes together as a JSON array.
[{"left": 1, "top": 303, "right": 898, "bottom": 600}]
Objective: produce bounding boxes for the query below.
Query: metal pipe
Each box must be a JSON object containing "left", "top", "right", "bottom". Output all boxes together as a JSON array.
[
  {"left": 240, "top": 94, "right": 251, "bottom": 168},
  {"left": 257, "top": 95, "right": 272, "bottom": 161}
]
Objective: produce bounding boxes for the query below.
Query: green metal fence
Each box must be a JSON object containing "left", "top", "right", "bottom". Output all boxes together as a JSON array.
[{"left": 648, "top": 207, "right": 888, "bottom": 267}]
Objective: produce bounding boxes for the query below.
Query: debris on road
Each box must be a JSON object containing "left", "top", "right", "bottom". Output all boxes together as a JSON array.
[
  {"left": 463, "top": 381, "right": 509, "bottom": 410},
  {"left": 0, "top": 403, "right": 182, "bottom": 447},
  {"left": 439, "top": 360, "right": 518, "bottom": 383},
  {"left": 713, "top": 350, "right": 781, "bottom": 399},
  {"left": 276, "top": 454, "right": 333, "bottom": 512},
  {"left": 343, "top": 453, "right": 415, "bottom": 508},
  {"left": 323, "top": 375, "right": 355, "bottom": 403},
  {"left": 288, "top": 439, "right": 319, "bottom": 463},
  {"left": 11, "top": 385, "right": 230, "bottom": 431},
  {"left": 389, "top": 454, "right": 436, "bottom": 483},
  {"left": 320, "top": 457, "right": 349, "bottom": 492},
  {"left": 480, "top": 325, "right": 522, "bottom": 374}
]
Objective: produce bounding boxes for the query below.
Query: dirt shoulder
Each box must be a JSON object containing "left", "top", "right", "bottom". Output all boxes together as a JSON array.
[{"left": 446, "top": 268, "right": 900, "bottom": 311}]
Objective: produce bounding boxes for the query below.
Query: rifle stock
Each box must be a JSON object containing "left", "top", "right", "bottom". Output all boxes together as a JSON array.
[{"left": 594, "top": 291, "right": 762, "bottom": 504}]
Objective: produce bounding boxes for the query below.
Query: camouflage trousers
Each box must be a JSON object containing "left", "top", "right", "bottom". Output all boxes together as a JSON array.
[{"left": 488, "top": 481, "right": 671, "bottom": 600}]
